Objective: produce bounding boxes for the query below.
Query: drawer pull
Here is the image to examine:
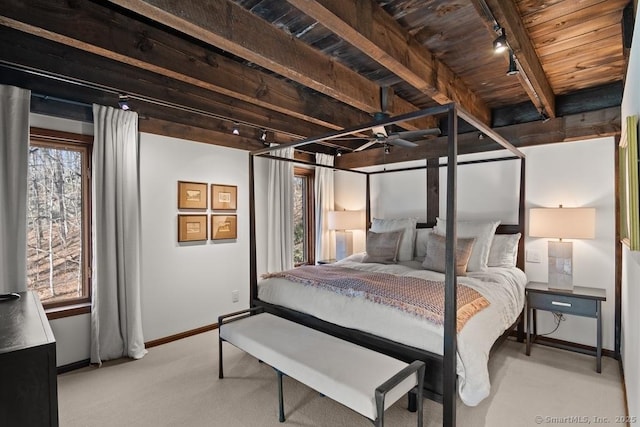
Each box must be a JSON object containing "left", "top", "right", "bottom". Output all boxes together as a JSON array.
[{"left": 551, "top": 301, "right": 571, "bottom": 307}]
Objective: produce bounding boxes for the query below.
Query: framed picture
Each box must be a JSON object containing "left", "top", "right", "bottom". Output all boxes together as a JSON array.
[
  {"left": 178, "top": 181, "right": 208, "bottom": 209},
  {"left": 211, "top": 215, "right": 237, "bottom": 240},
  {"left": 178, "top": 215, "right": 208, "bottom": 242},
  {"left": 211, "top": 184, "right": 237, "bottom": 210}
]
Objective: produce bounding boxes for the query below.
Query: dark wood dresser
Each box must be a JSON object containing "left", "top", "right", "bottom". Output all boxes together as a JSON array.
[{"left": 0, "top": 291, "right": 58, "bottom": 426}]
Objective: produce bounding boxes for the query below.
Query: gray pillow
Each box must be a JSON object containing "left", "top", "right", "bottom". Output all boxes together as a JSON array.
[
  {"left": 362, "top": 230, "right": 403, "bottom": 264},
  {"left": 422, "top": 232, "right": 476, "bottom": 276}
]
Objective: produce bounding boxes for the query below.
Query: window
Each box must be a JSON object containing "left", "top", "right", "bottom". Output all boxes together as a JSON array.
[
  {"left": 26, "top": 128, "right": 92, "bottom": 314},
  {"left": 293, "top": 167, "right": 315, "bottom": 265}
]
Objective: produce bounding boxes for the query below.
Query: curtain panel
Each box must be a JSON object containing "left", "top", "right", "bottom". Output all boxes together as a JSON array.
[
  {"left": 91, "top": 104, "right": 146, "bottom": 364},
  {"left": 315, "top": 153, "right": 335, "bottom": 261},
  {"left": 0, "top": 85, "right": 30, "bottom": 294},
  {"left": 267, "top": 146, "right": 294, "bottom": 273}
]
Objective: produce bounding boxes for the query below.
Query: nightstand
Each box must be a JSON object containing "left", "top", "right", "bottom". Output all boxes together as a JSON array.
[
  {"left": 525, "top": 282, "right": 606, "bottom": 373},
  {"left": 317, "top": 259, "right": 337, "bottom": 265}
]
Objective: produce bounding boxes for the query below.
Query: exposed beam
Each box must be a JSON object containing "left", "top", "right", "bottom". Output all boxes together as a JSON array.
[
  {"left": 337, "top": 106, "right": 620, "bottom": 168},
  {"left": 472, "top": 0, "right": 556, "bottom": 118},
  {"left": 0, "top": 27, "right": 328, "bottom": 141},
  {"left": 0, "top": 0, "right": 372, "bottom": 131},
  {"left": 286, "top": 0, "right": 491, "bottom": 125},
  {"left": 106, "top": 0, "right": 437, "bottom": 130}
]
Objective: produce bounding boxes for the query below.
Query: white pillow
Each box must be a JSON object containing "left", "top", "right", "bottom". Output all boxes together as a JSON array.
[
  {"left": 414, "top": 228, "right": 432, "bottom": 259},
  {"left": 370, "top": 217, "right": 417, "bottom": 262},
  {"left": 487, "top": 233, "right": 521, "bottom": 268},
  {"left": 434, "top": 217, "right": 500, "bottom": 271}
]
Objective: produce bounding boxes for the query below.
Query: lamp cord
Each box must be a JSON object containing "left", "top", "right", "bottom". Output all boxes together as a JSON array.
[{"left": 538, "top": 312, "right": 565, "bottom": 336}]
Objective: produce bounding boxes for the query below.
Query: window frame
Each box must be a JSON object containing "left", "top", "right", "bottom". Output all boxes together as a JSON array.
[
  {"left": 28, "top": 128, "right": 93, "bottom": 319},
  {"left": 293, "top": 167, "right": 315, "bottom": 266}
]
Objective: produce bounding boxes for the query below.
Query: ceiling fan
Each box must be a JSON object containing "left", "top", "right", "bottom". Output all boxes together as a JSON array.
[{"left": 350, "top": 88, "right": 441, "bottom": 152}]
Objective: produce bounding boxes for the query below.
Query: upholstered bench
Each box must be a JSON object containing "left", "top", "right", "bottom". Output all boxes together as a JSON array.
[{"left": 218, "top": 308, "right": 425, "bottom": 427}]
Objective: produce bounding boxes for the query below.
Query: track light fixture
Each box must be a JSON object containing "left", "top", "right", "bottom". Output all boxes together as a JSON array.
[
  {"left": 232, "top": 123, "right": 240, "bottom": 135},
  {"left": 539, "top": 109, "right": 551, "bottom": 123},
  {"left": 384, "top": 144, "right": 390, "bottom": 155},
  {"left": 118, "top": 94, "right": 130, "bottom": 110},
  {"left": 493, "top": 28, "right": 507, "bottom": 54},
  {"left": 336, "top": 149, "right": 342, "bottom": 157},
  {"left": 260, "top": 129, "right": 267, "bottom": 142},
  {"left": 506, "top": 50, "right": 519, "bottom": 76}
]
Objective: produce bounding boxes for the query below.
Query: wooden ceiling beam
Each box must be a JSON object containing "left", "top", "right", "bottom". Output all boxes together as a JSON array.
[
  {"left": 472, "top": 0, "right": 556, "bottom": 118},
  {"left": 0, "top": 27, "right": 327, "bottom": 141},
  {"left": 336, "top": 106, "right": 620, "bottom": 168},
  {"left": 286, "top": 0, "right": 491, "bottom": 125},
  {"left": 106, "top": 0, "right": 437, "bottom": 131},
  {"left": 0, "top": 0, "right": 372, "bottom": 132}
]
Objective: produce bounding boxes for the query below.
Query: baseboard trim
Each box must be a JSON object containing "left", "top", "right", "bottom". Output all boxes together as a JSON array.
[
  {"left": 57, "top": 358, "right": 91, "bottom": 374},
  {"left": 532, "top": 335, "right": 616, "bottom": 359},
  {"left": 145, "top": 323, "right": 219, "bottom": 349}
]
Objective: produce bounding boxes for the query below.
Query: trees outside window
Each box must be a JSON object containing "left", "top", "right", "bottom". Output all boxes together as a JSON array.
[
  {"left": 26, "top": 129, "right": 92, "bottom": 311},
  {"left": 293, "top": 167, "right": 315, "bottom": 265}
]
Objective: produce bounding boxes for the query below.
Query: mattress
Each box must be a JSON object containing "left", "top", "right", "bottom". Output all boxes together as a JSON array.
[{"left": 258, "top": 253, "right": 527, "bottom": 406}]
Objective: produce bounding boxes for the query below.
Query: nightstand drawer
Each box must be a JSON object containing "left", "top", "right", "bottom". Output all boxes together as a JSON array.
[{"left": 528, "top": 292, "right": 597, "bottom": 317}]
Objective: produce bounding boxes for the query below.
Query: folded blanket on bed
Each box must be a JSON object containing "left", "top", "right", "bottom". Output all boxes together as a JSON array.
[{"left": 262, "top": 265, "right": 489, "bottom": 332}]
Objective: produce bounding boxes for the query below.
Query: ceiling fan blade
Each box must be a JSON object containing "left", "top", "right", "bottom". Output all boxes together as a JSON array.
[
  {"left": 388, "top": 138, "right": 418, "bottom": 148},
  {"left": 389, "top": 128, "right": 441, "bottom": 140},
  {"left": 353, "top": 139, "right": 378, "bottom": 152},
  {"left": 371, "top": 125, "right": 388, "bottom": 138}
]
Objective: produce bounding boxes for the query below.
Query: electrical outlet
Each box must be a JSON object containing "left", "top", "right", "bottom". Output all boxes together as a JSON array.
[
  {"left": 526, "top": 250, "right": 542, "bottom": 263},
  {"left": 232, "top": 290, "right": 239, "bottom": 303}
]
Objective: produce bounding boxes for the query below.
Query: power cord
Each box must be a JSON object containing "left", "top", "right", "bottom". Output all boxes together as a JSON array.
[{"left": 538, "top": 312, "right": 565, "bottom": 336}]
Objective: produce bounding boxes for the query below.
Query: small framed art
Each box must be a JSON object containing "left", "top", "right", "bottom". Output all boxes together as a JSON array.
[
  {"left": 211, "top": 215, "right": 237, "bottom": 240},
  {"left": 178, "top": 181, "right": 208, "bottom": 209},
  {"left": 211, "top": 184, "right": 237, "bottom": 210},
  {"left": 178, "top": 215, "right": 208, "bottom": 242}
]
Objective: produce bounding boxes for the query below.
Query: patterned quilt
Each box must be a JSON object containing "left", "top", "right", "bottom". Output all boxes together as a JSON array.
[{"left": 263, "top": 265, "right": 490, "bottom": 332}]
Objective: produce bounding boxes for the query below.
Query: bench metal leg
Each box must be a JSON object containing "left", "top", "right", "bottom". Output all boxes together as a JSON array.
[
  {"left": 408, "top": 391, "right": 417, "bottom": 412},
  {"left": 276, "top": 369, "right": 285, "bottom": 422},
  {"left": 375, "top": 392, "right": 384, "bottom": 427},
  {"left": 218, "top": 338, "right": 224, "bottom": 379}
]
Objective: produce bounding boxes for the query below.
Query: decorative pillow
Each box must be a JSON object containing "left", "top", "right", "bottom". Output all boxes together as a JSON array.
[
  {"left": 414, "top": 228, "right": 433, "bottom": 259},
  {"left": 362, "top": 230, "right": 403, "bottom": 264},
  {"left": 370, "top": 218, "right": 417, "bottom": 262},
  {"left": 434, "top": 218, "right": 500, "bottom": 272},
  {"left": 422, "top": 232, "right": 476, "bottom": 276},
  {"left": 487, "top": 233, "right": 521, "bottom": 268}
]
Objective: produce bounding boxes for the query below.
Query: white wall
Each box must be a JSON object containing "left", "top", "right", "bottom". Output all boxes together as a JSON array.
[
  {"left": 523, "top": 138, "right": 616, "bottom": 350},
  {"left": 139, "top": 133, "right": 251, "bottom": 340},
  {"left": 335, "top": 139, "right": 616, "bottom": 351},
  {"left": 620, "top": 4, "right": 640, "bottom": 420}
]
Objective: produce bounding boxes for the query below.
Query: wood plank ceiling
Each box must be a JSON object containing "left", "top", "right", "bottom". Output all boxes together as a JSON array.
[{"left": 0, "top": 0, "right": 630, "bottom": 166}]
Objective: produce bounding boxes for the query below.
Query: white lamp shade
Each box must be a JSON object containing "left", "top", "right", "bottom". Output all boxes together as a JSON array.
[
  {"left": 328, "top": 210, "right": 363, "bottom": 231},
  {"left": 529, "top": 207, "right": 596, "bottom": 239}
]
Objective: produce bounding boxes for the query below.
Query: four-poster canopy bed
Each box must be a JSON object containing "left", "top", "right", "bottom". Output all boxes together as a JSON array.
[{"left": 248, "top": 103, "right": 527, "bottom": 426}]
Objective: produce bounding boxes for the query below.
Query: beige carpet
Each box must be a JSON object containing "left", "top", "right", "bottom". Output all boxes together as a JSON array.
[{"left": 58, "top": 332, "right": 625, "bottom": 426}]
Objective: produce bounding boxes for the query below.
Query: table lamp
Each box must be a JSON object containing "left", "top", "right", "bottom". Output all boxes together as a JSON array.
[
  {"left": 529, "top": 206, "right": 596, "bottom": 290},
  {"left": 328, "top": 210, "right": 363, "bottom": 260}
]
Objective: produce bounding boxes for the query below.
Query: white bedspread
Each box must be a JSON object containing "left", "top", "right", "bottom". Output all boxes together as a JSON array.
[{"left": 258, "top": 253, "right": 527, "bottom": 406}]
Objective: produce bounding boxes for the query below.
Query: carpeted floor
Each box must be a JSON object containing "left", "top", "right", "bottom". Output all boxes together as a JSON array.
[{"left": 58, "top": 331, "right": 626, "bottom": 426}]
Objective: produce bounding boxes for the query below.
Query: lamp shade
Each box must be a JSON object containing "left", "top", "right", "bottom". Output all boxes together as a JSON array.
[
  {"left": 328, "top": 210, "right": 363, "bottom": 231},
  {"left": 529, "top": 207, "right": 596, "bottom": 239}
]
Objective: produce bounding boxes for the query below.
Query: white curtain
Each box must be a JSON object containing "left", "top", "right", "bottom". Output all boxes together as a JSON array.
[
  {"left": 0, "top": 85, "right": 30, "bottom": 294},
  {"left": 315, "top": 153, "right": 335, "bottom": 261},
  {"left": 91, "top": 104, "right": 146, "bottom": 364},
  {"left": 267, "top": 145, "right": 294, "bottom": 272}
]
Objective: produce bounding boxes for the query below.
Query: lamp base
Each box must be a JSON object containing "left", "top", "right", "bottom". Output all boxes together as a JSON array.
[
  {"left": 548, "top": 240, "right": 573, "bottom": 291},
  {"left": 335, "top": 231, "right": 353, "bottom": 260}
]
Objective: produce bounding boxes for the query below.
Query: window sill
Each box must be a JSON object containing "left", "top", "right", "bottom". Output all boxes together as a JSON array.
[{"left": 45, "top": 302, "right": 91, "bottom": 320}]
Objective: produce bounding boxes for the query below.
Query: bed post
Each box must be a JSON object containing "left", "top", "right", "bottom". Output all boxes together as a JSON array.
[
  {"left": 443, "top": 104, "right": 458, "bottom": 427},
  {"left": 249, "top": 154, "right": 258, "bottom": 305},
  {"left": 426, "top": 158, "right": 439, "bottom": 225},
  {"left": 366, "top": 173, "right": 371, "bottom": 228}
]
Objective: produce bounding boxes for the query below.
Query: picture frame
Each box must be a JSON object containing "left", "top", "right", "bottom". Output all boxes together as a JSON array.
[
  {"left": 211, "top": 184, "right": 237, "bottom": 210},
  {"left": 211, "top": 215, "right": 237, "bottom": 240},
  {"left": 178, "top": 214, "right": 208, "bottom": 242},
  {"left": 177, "top": 181, "right": 208, "bottom": 210}
]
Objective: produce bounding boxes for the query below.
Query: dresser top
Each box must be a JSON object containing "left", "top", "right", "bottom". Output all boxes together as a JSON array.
[{"left": 0, "top": 291, "right": 55, "bottom": 355}]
